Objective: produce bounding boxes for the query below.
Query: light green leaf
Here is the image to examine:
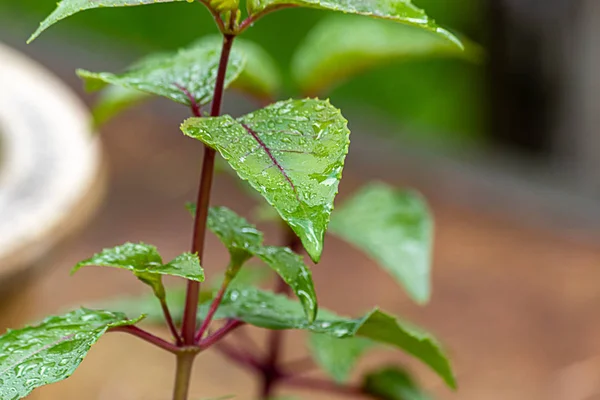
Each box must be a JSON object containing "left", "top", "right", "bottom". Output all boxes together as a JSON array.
[
  {"left": 330, "top": 183, "right": 433, "bottom": 304},
  {"left": 308, "top": 333, "right": 373, "bottom": 383},
  {"left": 77, "top": 38, "right": 245, "bottom": 106},
  {"left": 293, "top": 15, "right": 471, "bottom": 95},
  {"left": 246, "top": 0, "right": 461, "bottom": 47},
  {"left": 181, "top": 99, "right": 350, "bottom": 262},
  {"left": 201, "top": 287, "right": 454, "bottom": 387},
  {"left": 362, "top": 366, "right": 431, "bottom": 400},
  {"left": 73, "top": 243, "right": 204, "bottom": 299},
  {"left": 28, "top": 0, "right": 190, "bottom": 43},
  {"left": 232, "top": 39, "right": 282, "bottom": 100},
  {"left": 0, "top": 309, "right": 142, "bottom": 399},
  {"left": 92, "top": 85, "right": 151, "bottom": 127}
]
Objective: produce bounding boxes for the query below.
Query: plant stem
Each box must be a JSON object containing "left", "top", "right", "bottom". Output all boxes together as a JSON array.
[
  {"left": 110, "top": 325, "right": 181, "bottom": 354},
  {"left": 198, "top": 319, "right": 243, "bottom": 349},
  {"left": 173, "top": 353, "right": 196, "bottom": 400},
  {"left": 238, "top": 4, "right": 297, "bottom": 34},
  {"left": 160, "top": 298, "right": 183, "bottom": 345},
  {"left": 195, "top": 280, "right": 229, "bottom": 342},
  {"left": 214, "top": 341, "right": 264, "bottom": 371}
]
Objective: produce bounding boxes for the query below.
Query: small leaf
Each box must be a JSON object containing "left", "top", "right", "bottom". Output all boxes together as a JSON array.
[
  {"left": 92, "top": 85, "right": 151, "bottom": 127},
  {"left": 0, "top": 309, "right": 142, "bottom": 399},
  {"left": 73, "top": 243, "right": 204, "bottom": 299},
  {"left": 308, "top": 333, "right": 373, "bottom": 383},
  {"left": 246, "top": 0, "right": 461, "bottom": 47},
  {"left": 362, "top": 366, "right": 431, "bottom": 400},
  {"left": 329, "top": 183, "right": 433, "bottom": 304},
  {"left": 181, "top": 99, "right": 350, "bottom": 262},
  {"left": 201, "top": 287, "right": 454, "bottom": 387},
  {"left": 77, "top": 38, "right": 245, "bottom": 107},
  {"left": 293, "top": 15, "right": 471, "bottom": 95},
  {"left": 232, "top": 39, "right": 282, "bottom": 100},
  {"left": 29, "top": 0, "right": 190, "bottom": 43}
]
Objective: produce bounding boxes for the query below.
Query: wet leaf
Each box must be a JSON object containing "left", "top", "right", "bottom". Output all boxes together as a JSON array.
[
  {"left": 0, "top": 309, "right": 142, "bottom": 399},
  {"left": 246, "top": 0, "right": 461, "bottom": 47},
  {"left": 77, "top": 38, "right": 245, "bottom": 107},
  {"left": 72, "top": 243, "right": 204, "bottom": 300},
  {"left": 293, "top": 15, "right": 471, "bottom": 95},
  {"left": 29, "top": 0, "right": 189, "bottom": 43},
  {"left": 330, "top": 183, "right": 433, "bottom": 304},
  {"left": 308, "top": 334, "right": 373, "bottom": 383},
  {"left": 201, "top": 287, "right": 455, "bottom": 387},
  {"left": 181, "top": 99, "right": 350, "bottom": 262},
  {"left": 362, "top": 366, "right": 431, "bottom": 399}
]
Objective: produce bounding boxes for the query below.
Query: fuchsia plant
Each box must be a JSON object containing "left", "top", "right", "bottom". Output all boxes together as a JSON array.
[{"left": 0, "top": 1, "right": 469, "bottom": 399}]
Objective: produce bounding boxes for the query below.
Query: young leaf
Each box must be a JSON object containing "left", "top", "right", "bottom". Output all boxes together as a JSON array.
[
  {"left": 29, "top": 0, "right": 189, "bottom": 43},
  {"left": 308, "top": 333, "right": 373, "bottom": 383},
  {"left": 362, "top": 366, "right": 431, "bottom": 400},
  {"left": 246, "top": 0, "right": 461, "bottom": 46},
  {"left": 181, "top": 99, "right": 350, "bottom": 262},
  {"left": 329, "top": 183, "right": 433, "bottom": 304},
  {"left": 77, "top": 38, "right": 246, "bottom": 107},
  {"left": 0, "top": 309, "right": 142, "bottom": 399},
  {"left": 72, "top": 243, "right": 204, "bottom": 299},
  {"left": 201, "top": 287, "right": 455, "bottom": 387},
  {"left": 293, "top": 15, "right": 472, "bottom": 95}
]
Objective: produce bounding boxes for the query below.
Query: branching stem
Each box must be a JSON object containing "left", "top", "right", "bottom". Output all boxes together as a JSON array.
[{"left": 110, "top": 325, "right": 181, "bottom": 354}]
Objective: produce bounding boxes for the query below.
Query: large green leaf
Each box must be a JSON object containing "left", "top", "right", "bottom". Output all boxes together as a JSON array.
[
  {"left": 77, "top": 38, "right": 246, "bottom": 107},
  {"left": 0, "top": 309, "right": 142, "bottom": 399},
  {"left": 201, "top": 287, "right": 454, "bottom": 387},
  {"left": 246, "top": 0, "right": 460, "bottom": 46},
  {"left": 73, "top": 243, "right": 204, "bottom": 300},
  {"left": 362, "top": 366, "right": 431, "bottom": 400},
  {"left": 329, "top": 183, "right": 433, "bottom": 304},
  {"left": 28, "top": 0, "right": 189, "bottom": 43},
  {"left": 181, "top": 99, "right": 350, "bottom": 262},
  {"left": 308, "top": 333, "right": 373, "bottom": 383},
  {"left": 293, "top": 15, "right": 471, "bottom": 95}
]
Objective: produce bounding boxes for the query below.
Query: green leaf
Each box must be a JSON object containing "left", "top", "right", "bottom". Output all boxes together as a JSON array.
[
  {"left": 28, "top": 0, "right": 190, "bottom": 43},
  {"left": 92, "top": 85, "right": 151, "bottom": 127},
  {"left": 362, "top": 366, "right": 431, "bottom": 400},
  {"left": 181, "top": 99, "right": 350, "bottom": 262},
  {"left": 0, "top": 309, "right": 142, "bottom": 399},
  {"left": 293, "top": 15, "right": 471, "bottom": 95},
  {"left": 232, "top": 39, "right": 282, "bottom": 100},
  {"left": 308, "top": 333, "right": 373, "bottom": 383},
  {"left": 329, "top": 183, "right": 433, "bottom": 304},
  {"left": 73, "top": 243, "right": 204, "bottom": 299},
  {"left": 246, "top": 0, "right": 461, "bottom": 47},
  {"left": 77, "top": 37, "right": 245, "bottom": 106},
  {"left": 201, "top": 287, "right": 454, "bottom": 387}
]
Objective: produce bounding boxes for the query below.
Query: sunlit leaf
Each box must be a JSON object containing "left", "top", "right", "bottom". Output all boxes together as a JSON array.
[
  {"left": 308, "top": 333, "right": 373, "bottom": 383},
  {"left": 181, "top": 99, "right": 350, "bottom": 262},
  {"left": 77, "top": 38, "right": 245, "bottom": 106},
  {"left": 246, "top": 0, "right": 461, "bottom": 47},
  {"left": 330, "top": 183, "right": 433, "bottom": 303},
  {"left": 293, "top": 15, "right": 472, "bottom": 95},
  {"left": 72, "top": 243, "right": 204, "bottom": 300},
  {"left": 29, "top": 0, "right": 190, "bottom": 43},
  {"left": 362, "top": 366, "right": 431, "bottom": 400},
  {"left": 0, "top": 309, "right": 142, "bottom": 399}
]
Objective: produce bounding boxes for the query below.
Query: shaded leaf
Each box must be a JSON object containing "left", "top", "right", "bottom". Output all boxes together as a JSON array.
[
  {"left": 92, "top": 85, "right": 151, "bottom": 127},
  {"left": 181, "top": 99, "right": 350, "bottom": 262},
  {"left": 330, "top": 183, "right": 433, "bottom": 303},
  {"left": 246, "top": 0, "right": 461, "bottom": 47},
  {"left": 73, "top": 243, "right": 204, "bottom": 299},
  {"left": 201, "top": 287, "right": 454, "bottom": 387},
  {"left": 77, "top": 37, "right": 245, "bottom": 106},
  {"left": 308, "top": 333, "right": 373, "bottom": 383},
  {"left": 362, "top": 366, "right": 431, "bottom": 400},
  {"left": 232, "top": 39, "right": 282, "bottom": 100},
  {"left": 0, "top": 309, "right": 142, "bottom": 399},
  {"left": 29, "top": 0, "right": 189, "bottom": 43},
  {"left": 293, "top": 15, "right": 472, "bottom": 95}
]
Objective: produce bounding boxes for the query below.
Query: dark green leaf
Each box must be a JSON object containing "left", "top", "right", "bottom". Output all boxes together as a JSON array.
[
  {"left": 246, "top": 0, "right": 461, "bottom": 47},
  {"left": 293, "top": 15, "right": 472, "bottom": 95},
  {"left": 308, "top": 333, "right": 373, "bottom": 383},
  {"left": 77, "top": 37, "right": 245, "bottom": 106},
  {"left": 72, "top": 243, "right": 204, "bottom": 299},
  {"left": 330, "top": 183, "right": 433, "bottom": 304},
  {"left": 362, "top": 366, "right": 431, "bottom": 400},
  {"left": 28, "top": 0, "right": 189, "bottom": 43},
  {"left": 0, "top": 309, "right": 142, "bottom": 399},
  {"left": 92, "top": 85, "right": 151, "bottom": 127},
  {"left": 181, "top": 99, "right": 350, "bottom": 263},
  {"left": 201, "top": 287, "right": 454, "bottom": 387}
]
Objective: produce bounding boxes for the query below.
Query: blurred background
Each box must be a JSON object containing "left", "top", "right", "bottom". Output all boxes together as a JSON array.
[{"left": 1, "top": 1, "right": 600, "bottom": 399}]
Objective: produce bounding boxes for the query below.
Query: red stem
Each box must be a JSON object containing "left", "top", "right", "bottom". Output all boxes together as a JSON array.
[
  {"left": 198, "top": 319, "right": 243, "bottom": 349},
  {"left": 160, "top": 299, "right": 183, "bottom": 345},
  {"left": 198, "top": 0, "right": 226, "bottom": 32},
  {"left": 214, "top": 341, "right": 264, "bottom": 372},
  {"left": 195, "top": 280, "right": 228, "bottom": 342},
  {"left": 110, "top": 325, "right": 181, "bottom": 354},
  {"left": 238, "top": 4, "right": 297, "bottom": 34}
]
